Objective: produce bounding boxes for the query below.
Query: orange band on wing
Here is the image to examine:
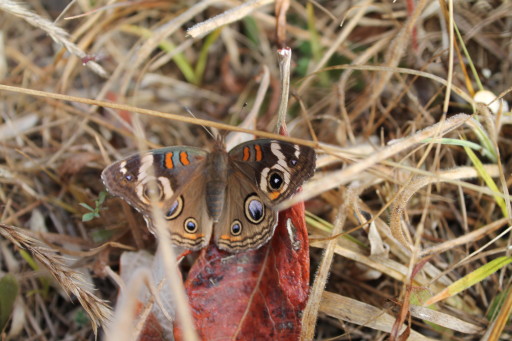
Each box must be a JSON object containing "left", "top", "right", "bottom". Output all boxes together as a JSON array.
[
  {"left": 165, "top": 152, "right": 174, "bottom": 169},
  {"left": 243, "top": 146, "right": 250, "bottom": 161},
  {"left": 255, "top": 144, "right": 263, "bottom": 161},
  {"left": 220, "top": 235, "right": 242, "bottom": 241},
  {"left": 179, "top": 151, "right": 190, "bottom": 165},
  {"left": 183, "top": 233, "right": 205, "bottom": 239},
  {"left": 269, "top": 191, "right": 281, "bottom": 200}
]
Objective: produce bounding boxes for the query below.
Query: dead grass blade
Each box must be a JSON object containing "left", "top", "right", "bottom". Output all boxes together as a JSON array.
[
  {"left": 320, "top": 291, "right": 434, "bottom": 341},
  {"left": 186, "top": 0, "right": 274, "bottom": 38},
  {"left": 284, "top": 113, "right": 472, "bottom": 208},
  {"left": 301, "top": 198, "right": 348, "bottom": 340},
  {"left": 0, "top": 84, "right": 317, "bottom": 148},
  {"left": 2, "top": 0, "right": 511, "bottom": 338},
  {"left": 390, "top": 165, "right": 505, "bottom": 250}
]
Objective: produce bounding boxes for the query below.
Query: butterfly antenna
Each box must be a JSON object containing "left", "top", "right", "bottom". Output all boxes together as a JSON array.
[{"left": 184, "top": 106, "right": 216, "bottom": 139}]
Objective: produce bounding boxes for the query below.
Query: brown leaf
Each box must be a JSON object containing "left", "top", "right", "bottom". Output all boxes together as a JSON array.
[{"left": 58, "top": 152, "right": 98, "bottom": 176}]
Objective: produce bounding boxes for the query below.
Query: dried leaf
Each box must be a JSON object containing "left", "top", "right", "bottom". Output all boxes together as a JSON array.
[
  {"left": 0, "top": 113, "right": 38, "bottom": 141},
  {"left": 58, "top": 152, "right": 98, "bottom": 176}
]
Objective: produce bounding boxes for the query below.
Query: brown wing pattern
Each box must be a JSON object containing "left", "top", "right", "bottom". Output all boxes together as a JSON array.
[
  {"left": 213, "top": 171, "right": 277, "bottom": 252},
  {"left": 213, "top": 140, "right": 315, "bottom": 252},
  {"left": 101, "top": 146, "right": 213, "bottom": 250},
  {"left": 229, "top": 140, "right": 316, "bottom": 204}
]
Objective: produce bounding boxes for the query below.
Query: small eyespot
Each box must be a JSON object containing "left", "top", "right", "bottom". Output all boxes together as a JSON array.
[
  {"left": 230, "top": 220, "right": 242, "bottom": 236},
  {"left": 184, "top": 217, "right": 198, "bottom": 233},
  {"left": 244, "top": 194, "right": 265, "bottom": 224},
  {"left": 268, "top": 170, "right": 284, "bottom": 191},
  {"left": 125, "top": 174, "right": 134, "bottom": 181},
  {"left": 143, "top": 182, "right": 163, "bottom": 201},
  {"left": 165, "top": 196, "right": 184, "bottom": 220},
  {"left": 289, "top": 159, "right": 298, "bottom": 167}
]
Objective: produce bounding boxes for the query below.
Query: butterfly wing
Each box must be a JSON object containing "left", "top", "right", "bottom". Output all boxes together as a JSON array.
[
  {"left": 228, "top": 139, "right": 316, "bottom": 204},
  {"left": 213, "top": 172, "right": 278, "bottom": 252},
  {"left": 213, "top": 139, "right": 316, "bottom": 252},
  {"left": 101, "top": 146, "right": 213, "bottom": 250}
]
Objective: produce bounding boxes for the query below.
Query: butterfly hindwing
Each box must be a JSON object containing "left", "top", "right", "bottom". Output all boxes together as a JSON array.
[{"left": 213, "top": 171, "right": 277, "bottom": 252}]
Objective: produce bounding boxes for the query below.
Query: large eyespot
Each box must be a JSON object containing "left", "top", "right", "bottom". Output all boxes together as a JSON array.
[
  {"left": 230, "top": 220, "right": 242, "bottom": 236},
  {"left": 244, "top": 194, "right": 265, "bottom": 224},
  {"left": 143, "top": 182, "right": 163, "bottom": 201},
  {"left": 184, "top": 217, "right": 198, "bottom": 233},
  {"left": 165, "top": 196, "right": 184, "bottom": 220},
  {"left": 268, "top": 170, "right": 284, "bottom": 191}
]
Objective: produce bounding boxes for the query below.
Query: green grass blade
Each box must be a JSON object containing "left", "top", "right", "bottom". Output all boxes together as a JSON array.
[
  {"left": 121, "top": 25, "right": 197, "bottom": 84},
  {"left": 306, "top": 3, "right": 328, "bottom": 85},
  {"left": 422, "top": 137, "right": 482, "bottom": 152},
  {"left": 19, "top": 249, "right": 38, "bottom": 271},
  {"left": 242, "top": 16, "right": 260, "bottom": 46},
  {"left": 464, "top": 145, "right": 507, "bottom": 217},
  {"left": 447, "top": 257, "right": 512, "bottom": 297},
  {"left": 426, "top": 256, "right": 512, "bottom": 306},
  {"left": 453, "top": 22, "right": 483, "bottom": 91},
  {"left": 466, "top": 118, "right": 498, "bottom": 162},
  {"left": 0, "top": 274, "right": 19, "bottom": 330},
  {"left": 194, "top": 28, "right": 222, "bottom": 86}
]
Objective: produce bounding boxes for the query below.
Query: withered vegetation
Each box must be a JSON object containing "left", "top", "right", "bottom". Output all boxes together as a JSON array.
[{"left": 0, "top": 0, "right": 511, "bottom": 340}]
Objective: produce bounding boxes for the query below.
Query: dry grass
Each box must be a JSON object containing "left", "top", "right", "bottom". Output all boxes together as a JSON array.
[{"left": 1, "top": 0, "right": 512, "bottom": 340}]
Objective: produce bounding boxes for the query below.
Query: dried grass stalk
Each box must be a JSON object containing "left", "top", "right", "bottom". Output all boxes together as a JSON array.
[
  {"left": 0, "top": 0, "right": 107, "bottom": 77},
  {"left": 0, "top": 223, "right": 112, "bottom": 334},
  {"left": 187, "top": 0, "right": 274, "bottom": 38}
]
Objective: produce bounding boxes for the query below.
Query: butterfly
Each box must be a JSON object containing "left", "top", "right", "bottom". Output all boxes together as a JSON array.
[{"left": 101, "top": 138, "right": 316, "bottom": 253}]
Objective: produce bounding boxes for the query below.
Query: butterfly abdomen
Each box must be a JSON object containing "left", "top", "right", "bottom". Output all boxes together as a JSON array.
[{"left": 205, "top": 150, "right": 229, "bottom": 221}]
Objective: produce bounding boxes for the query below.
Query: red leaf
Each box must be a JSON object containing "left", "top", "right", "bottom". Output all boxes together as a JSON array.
[{"left": 175, "top": 201, "right": 310, "bottom": 340}]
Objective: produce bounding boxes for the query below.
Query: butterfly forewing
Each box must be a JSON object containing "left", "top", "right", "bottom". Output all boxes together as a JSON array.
[{"left": 228, "top": 139, "right": 316, "bottom": 204}]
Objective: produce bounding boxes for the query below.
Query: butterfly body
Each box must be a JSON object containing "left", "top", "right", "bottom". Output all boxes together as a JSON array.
[
  {"left": 102, "top": 139, "right": 315, "bottom": 253},
  {"left": 204, "top": 148, "right": 229, "bottom": 221}
]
